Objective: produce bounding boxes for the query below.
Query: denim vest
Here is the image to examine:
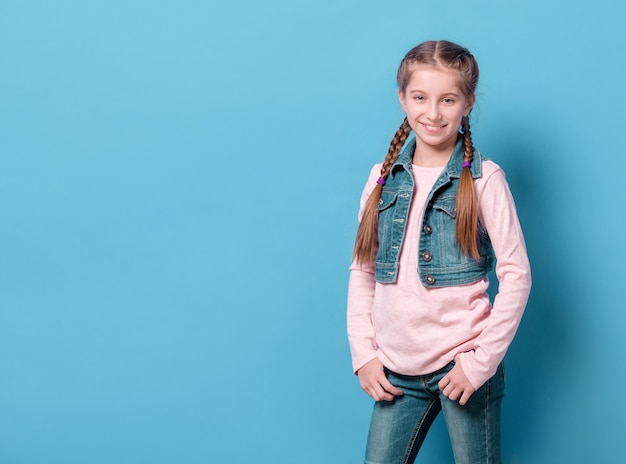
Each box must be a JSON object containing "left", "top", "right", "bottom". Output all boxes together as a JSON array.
[{"left": 375, "top": 136, "right": 495, "bottom": 287}]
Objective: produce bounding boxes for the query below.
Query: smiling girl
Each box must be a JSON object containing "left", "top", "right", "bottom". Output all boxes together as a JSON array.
[{"left": 347, "top": 40, "right": 531, "bottom": 463}]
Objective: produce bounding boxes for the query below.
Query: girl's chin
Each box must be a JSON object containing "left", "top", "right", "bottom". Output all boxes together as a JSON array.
[{"left": 415, "top": 132, "right": 457, "bottom": 148}]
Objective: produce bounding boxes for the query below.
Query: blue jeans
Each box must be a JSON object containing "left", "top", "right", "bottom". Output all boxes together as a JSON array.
[{"left": 364, "top": 361, "right": 504, "bottom": 464}]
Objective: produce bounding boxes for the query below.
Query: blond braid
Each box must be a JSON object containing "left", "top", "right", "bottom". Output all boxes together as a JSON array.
[
  {"left": 380, "top": 118, "right": 411, "bottom": 178},
  {"left": 461, "top": 116, "right": 474, "bottom": 163},
  {"left": 353, "top": 118, "right": 411, "bottom": 264},
  {"left": 456, "top": 116, "right": 479, "bottom": 259}
]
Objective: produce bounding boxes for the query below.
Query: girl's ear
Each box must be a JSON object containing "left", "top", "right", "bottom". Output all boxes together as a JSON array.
[
  {"left": 463, "top": 95, "right": 475, "bottom": 117},
  {"left": 398, "top": 89, "right": 408, "bottom": 113}
]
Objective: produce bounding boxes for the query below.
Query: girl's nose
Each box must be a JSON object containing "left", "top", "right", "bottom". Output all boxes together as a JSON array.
[{"left": 427, "top": 102, "right": 441, "bottom": 120}]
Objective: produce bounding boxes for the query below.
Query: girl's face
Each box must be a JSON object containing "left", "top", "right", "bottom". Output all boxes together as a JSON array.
[{"left": 399, "top": 65, "right": 474, "bottom": 156}]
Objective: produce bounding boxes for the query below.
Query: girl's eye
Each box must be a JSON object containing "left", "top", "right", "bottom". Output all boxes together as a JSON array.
[
  {"left": 414, "top": 95, "right": 425, "bottom": 101},
  {"left": 442, "top": 98, "right": 455, "bottom": 104}
]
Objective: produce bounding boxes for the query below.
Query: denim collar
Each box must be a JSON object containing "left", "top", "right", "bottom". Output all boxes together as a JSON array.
[{"left": 391, "top": 135, "right": 483, "bottom": 179}]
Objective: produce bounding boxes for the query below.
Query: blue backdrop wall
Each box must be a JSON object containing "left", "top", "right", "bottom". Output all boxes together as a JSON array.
[{"left": 1, "top": 1, "right": 625, "bottom": 463}]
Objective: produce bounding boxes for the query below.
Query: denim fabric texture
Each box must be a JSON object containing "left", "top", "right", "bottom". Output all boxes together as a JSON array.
[
  {"left": 364, "top": 362, "right": 505, "bottom": 464},
  {"left": 374, "top": 136, "right": 495, "bottom": 287}
]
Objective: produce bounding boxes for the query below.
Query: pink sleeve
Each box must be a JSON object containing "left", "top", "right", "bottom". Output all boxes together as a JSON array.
[
  {"left": 459, "top": 167, "right": 532, "bottom": 389},
  {"left": 346, "top": 165, "right": 381, "bottom": 374}
]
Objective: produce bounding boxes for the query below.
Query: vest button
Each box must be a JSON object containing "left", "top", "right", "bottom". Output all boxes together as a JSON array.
[
  {"left": 423, "top": 224, "right": 432, "bottom": 235},
  {"left": 425, "top": 275, "right": 435, "bottom": 285},
  {"left": 422, "top": 251, "right": 432, "bottom": 262}
]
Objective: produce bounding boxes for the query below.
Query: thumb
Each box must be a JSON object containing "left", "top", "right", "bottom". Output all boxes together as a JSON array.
[{"left": 380, "top": 375, "right": 403, "bottom": 396}]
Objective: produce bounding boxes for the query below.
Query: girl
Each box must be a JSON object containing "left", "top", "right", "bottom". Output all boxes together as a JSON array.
[{"left": 347, "top": 40, "right": 531, "bottom": 464}]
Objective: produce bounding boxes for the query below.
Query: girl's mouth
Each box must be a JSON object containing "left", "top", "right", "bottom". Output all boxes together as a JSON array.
[{"left": 421, "top": 122, "right": 446, "bottom": 133}]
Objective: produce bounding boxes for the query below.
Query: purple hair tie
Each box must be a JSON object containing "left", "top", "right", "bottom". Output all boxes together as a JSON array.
[
  {"left": 376, "top": 177, "right": 386, "bottom": 185},
  {"left": 462, "top": 161, "right": 471, "bottom": 168}
]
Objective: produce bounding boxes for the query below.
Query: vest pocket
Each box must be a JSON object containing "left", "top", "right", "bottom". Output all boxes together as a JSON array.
[
  {"left": 431, "top": 194, "right": 456, "bottom": 218},
  {"left": 377, "top": 190, "right": 399, "bottom": 212}
]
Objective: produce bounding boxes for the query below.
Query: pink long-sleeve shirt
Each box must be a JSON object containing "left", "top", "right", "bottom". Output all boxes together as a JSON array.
[{"left": 347, "top": 160, "right": 531, "bottom": 390}]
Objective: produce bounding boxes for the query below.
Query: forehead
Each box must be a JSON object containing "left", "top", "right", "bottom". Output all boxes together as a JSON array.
[{"left": 403, "top": 64, "right": 464, "bottom": 93}]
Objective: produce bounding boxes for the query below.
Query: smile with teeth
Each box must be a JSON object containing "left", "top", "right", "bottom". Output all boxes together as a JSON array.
[{"left": 421, "top": 122, "right": 447, "bottom": 132}]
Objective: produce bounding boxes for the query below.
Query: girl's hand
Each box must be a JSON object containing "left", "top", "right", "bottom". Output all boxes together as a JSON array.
[
  {"left": 438, "top": 354, "right": 475, "bottom": 406},
  {"left": 357, "top": 358, "right": 403, "bottom": 402}
]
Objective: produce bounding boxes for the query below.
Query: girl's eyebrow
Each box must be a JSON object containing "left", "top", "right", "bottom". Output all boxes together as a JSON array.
[{"left": 408, "top": 89, "right": 461, "bottom": 97}]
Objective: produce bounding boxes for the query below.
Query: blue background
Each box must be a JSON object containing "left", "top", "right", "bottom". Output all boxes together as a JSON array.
[{"left": 1, "top": 1, "right": 625, "bottom": 463}]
